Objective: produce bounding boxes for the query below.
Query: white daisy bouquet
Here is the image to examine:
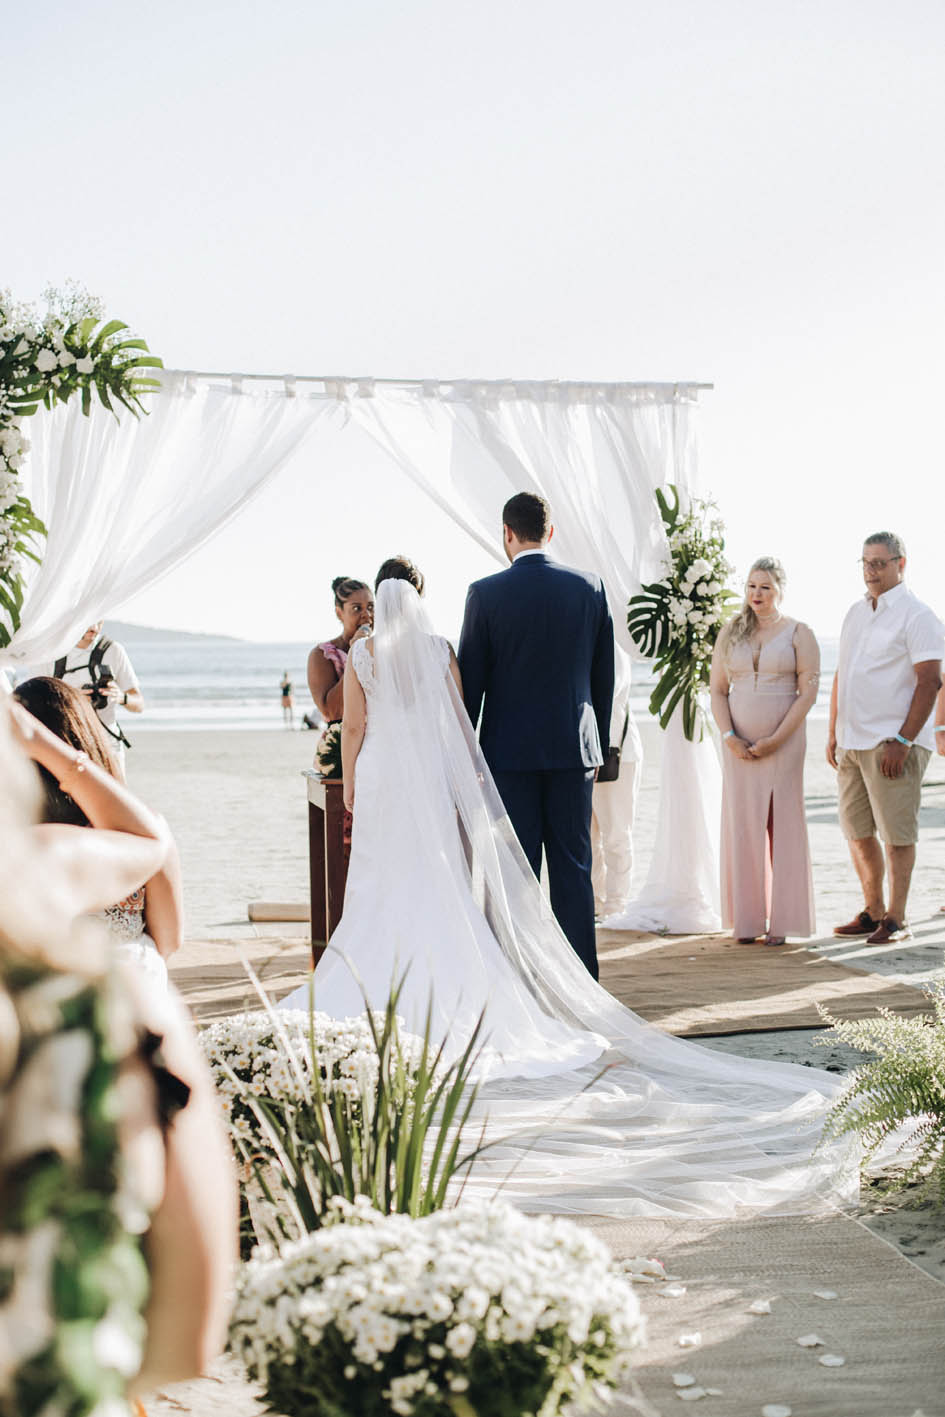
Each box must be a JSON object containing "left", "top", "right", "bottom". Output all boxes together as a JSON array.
[
  {"left": 627, "top": 484, "right": 736, "bottom": 740},
  {"left": 230, "top": 1196, "right": 645, "bottom": 1417},
  {"left": 0, "top": 282, "right": 161, "bottom": 646}
]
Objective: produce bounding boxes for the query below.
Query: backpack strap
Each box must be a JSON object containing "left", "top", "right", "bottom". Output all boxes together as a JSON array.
[{"left": 88, "top": 637, "right": 112, "bottom": 678}]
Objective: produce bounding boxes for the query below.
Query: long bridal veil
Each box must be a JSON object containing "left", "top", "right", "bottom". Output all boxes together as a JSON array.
[{"left": 345, "top": 580, "right": 859, "bottom": 1218}]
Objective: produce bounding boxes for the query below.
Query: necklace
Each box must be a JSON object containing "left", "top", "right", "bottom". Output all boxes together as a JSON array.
[{"left": 754, "top": 610, "right": 782, "bottom": 626}]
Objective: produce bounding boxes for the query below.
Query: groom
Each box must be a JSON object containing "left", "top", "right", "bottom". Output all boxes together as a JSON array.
[{"left": 458, "top": 492, "right": 615, "bottom": 978}]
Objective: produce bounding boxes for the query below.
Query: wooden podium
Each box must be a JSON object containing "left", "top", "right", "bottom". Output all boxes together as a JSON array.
[{"left": 304, "top": 771, "right": 349, "bottom": 965}]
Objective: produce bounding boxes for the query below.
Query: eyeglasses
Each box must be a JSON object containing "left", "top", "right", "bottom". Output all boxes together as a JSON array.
[{"left": 859, "top": 557, "right": 901, "bottom": 571}]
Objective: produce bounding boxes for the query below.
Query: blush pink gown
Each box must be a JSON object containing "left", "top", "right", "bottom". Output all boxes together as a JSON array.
[{"left": 720, "top": 621, "right": 815, "bottom": 939}]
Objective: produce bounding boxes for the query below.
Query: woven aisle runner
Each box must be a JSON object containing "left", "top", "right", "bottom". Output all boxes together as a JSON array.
[
  {"left": 144, "top": 1212, "right": 945, "bottom": 1417},
  {"left": 596, "top": 928, "right": 930, "bottom": 1036},
  {"left": 172, "top": 931, "right": 930, "bottom": 1035}
]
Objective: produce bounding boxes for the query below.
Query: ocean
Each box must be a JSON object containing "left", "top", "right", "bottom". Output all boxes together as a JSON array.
[{"left": 107, "top": 627, "right": 841, "bottom": 734}]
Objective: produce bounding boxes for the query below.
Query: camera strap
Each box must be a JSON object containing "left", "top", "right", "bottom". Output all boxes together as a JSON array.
[{"left": 53, "top": 637, "right": 113, "bottom": 682}]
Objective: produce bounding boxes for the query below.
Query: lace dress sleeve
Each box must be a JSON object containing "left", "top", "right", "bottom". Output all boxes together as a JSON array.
[{"left": 351, "top": 637, "right": 376, "bottom": 696}]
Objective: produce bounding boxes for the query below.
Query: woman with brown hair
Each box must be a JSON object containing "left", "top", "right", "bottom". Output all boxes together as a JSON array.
[
  {"left": 1, "top": 695, "right": 236, "bottom": 1409},
  {"left": 306, "top": 575, "right": 374, "bottom": 722},
  {"left": 13, "top": 676, "right": 183, "bottom": 985}
]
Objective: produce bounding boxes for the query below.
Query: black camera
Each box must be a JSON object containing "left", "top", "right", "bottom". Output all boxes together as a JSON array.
[{"left": 83, "top": 667, "right": 114, "bottom": 712}]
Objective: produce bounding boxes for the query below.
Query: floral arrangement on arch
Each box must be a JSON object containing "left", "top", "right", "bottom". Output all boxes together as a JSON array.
[
  {"left": 0, "top": 281, "right": 162, "bottom": 646},
  {"left": 627, "top": 484, "right": 736, "bottom": 740},
  {"left": 230, "top": 1195, "right": 645, "bottom": 1417},
  {"left": 315, "top": 719, "right": 343, "bottom": 778}
]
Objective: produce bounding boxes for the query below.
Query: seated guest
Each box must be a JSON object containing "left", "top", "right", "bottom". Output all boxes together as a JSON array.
[
  {"left": 12, "top": 677, "right": 182, "bottom": 987},
  {"left": 710, "top": 557, "right": 820, "bottom": 946},
  {"left": 1, "top": 696, "right": 236, "bottom": 1407},
  {"left": 307, "top": 576, "right": 374, "bottom": 722}
]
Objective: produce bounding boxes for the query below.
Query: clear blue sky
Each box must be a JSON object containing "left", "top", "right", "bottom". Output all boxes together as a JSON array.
[{"left": 10, "top": 0, "right": 945, "bottom": 640}]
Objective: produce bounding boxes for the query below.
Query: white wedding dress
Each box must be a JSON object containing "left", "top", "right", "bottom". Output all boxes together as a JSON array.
[{"left": 281, "top": 580, "right": 859, "bottom": 1218}]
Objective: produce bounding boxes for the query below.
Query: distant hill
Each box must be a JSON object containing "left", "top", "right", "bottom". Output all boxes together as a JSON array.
[{"left": 106, "top": 619, "right": 242, "bottom": 644}]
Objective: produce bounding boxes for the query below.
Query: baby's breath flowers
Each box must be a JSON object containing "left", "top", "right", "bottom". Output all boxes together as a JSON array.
[{"left": 230, "top": 1197, "right": 645, "bottom": 1417}]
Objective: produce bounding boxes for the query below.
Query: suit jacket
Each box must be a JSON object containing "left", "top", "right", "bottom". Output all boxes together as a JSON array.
[{"left": 458, "top": 552, "right": 615, "bottom": 772}]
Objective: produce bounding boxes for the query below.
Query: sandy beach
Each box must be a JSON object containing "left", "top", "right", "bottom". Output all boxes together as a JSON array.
[{"left": 128, "top": 715, "right": 945, "bottom": 964}]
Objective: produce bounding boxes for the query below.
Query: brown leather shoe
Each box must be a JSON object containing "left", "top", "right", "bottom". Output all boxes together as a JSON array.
[
  {"left": 833, "top": 911, "right": 880, "bottom": 937},
  {"left": 865, "top": 915, "right": 912, "bottom": 945}
]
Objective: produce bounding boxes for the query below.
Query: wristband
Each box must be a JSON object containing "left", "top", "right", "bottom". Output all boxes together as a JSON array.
[
  {"left": 893, "top": 733, "right": 913, "bottom": 748},
  {"left": 122, "top": 691, "right": 129, "bottom": 706},
  {"left": 935, "top": 725, "right": 945, "bottom": 734},
  {"left": 723, "top": 730, "right": 735, "bottom": 740}
]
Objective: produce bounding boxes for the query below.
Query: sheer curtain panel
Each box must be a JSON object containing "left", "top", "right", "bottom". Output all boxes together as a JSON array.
[{"left": 2, "top": 372, "right": 339, "bottom": 669}]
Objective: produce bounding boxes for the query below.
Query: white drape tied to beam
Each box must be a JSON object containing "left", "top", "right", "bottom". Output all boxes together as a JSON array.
[
  {"left": 1, "top": 371, "right": 341, "bottom": 668},
  {"left": 6, "top": 370, "right": 720, "bottom": 932},
  {"left": 350, "top": 379, "right": 701, "bottom": 655}
]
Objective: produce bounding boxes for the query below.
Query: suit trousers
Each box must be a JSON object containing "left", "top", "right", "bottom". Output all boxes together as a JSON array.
[{"left": 491, "top": 766, "right": 599, "bottom": 979}]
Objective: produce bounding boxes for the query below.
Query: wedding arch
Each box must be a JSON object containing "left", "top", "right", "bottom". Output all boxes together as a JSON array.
[{"left": 1, "top": 369, "right": 720, "bottom": 932}]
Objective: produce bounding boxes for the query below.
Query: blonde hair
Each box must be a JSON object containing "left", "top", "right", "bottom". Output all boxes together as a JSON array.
[{"left": 725, "top": 557, "right": 787, "bottom": 646}]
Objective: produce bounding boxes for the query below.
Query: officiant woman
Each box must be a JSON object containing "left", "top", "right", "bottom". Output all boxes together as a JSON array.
[{"left": 307, "top": 576, "right": 374, "bottom": 722}]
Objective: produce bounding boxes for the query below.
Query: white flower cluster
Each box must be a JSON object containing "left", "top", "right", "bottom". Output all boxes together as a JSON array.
[
  {"left": 0, "top": 515, "right": 17, "bottom": 574},
  {"left": 200, "top": 1008, "right": 429, "bottom": 1147},
  {"left": 230, "top": 1197, "right": 645, "bottom": 1416},
  {"left": 661, "top": 511, "right": 733, "bottom": 658}
]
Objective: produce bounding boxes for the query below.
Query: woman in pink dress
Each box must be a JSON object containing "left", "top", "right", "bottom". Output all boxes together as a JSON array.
[
  {"left": 306, "top": 575, "right": 375, "bottom": 722},
  {"left": 710, "top": 557, "right": 820, "bottom": 945}
]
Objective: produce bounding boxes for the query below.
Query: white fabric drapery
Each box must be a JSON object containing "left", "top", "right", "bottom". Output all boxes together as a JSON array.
[
  {"left": 5, "top": 369, "right": 720, "bottom": 933},
  {"left": 351, "top": 380, "right": 722, "bottom": 931},
  {"left": 1, "top": 371, "right": 341, "bottom": 669},
  {"left": 351, "top": 379, "right": 701, "bottom": 654}
]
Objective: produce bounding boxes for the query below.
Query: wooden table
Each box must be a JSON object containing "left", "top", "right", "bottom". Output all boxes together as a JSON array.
[{"left": 303, "top": 771, "right": 350, "bottom": 964}]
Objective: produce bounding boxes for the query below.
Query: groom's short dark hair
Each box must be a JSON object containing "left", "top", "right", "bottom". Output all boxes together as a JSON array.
[{"left": 503, "top": 492, "right": 550, "bottom": 543}]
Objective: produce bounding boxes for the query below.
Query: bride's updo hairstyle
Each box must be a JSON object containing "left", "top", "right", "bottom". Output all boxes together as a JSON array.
[
  {"left": 725, "top": 556, "right": 787, "bottom": 645},
  {"left": 375, "top": 555, "right": 425, "bottom": 596},
  {"left": 13, "top": 677, "right": 116, "bottom": 825},
  {"left": 332, "top": 575, "right": 370, "bottom": 606}
]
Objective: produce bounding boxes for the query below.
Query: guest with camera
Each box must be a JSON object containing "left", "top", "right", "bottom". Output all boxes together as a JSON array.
[{"left": 40, "top": 620, "right": 143, "bottom": 776}]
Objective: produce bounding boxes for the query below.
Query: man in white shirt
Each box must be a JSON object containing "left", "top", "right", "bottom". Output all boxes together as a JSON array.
[
  {"left": 828, "top": 533, "right": 943, "bottom": 944},
  {"left": 42, "top": 621, "right": 144, "bottom": 775}
]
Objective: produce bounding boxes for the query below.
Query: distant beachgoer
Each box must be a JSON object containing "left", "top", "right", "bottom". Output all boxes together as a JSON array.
[
  {"left": 39, "top": 619, "right": 144, "bottom": 777},
  {"left": 12, "top": 677, "right": 182, "bottom": 989},
  {"left": 829, "top": 533, "right": 943, "bottom": 943},
  {"left": 710, "top": 557, "right": 820, "bottom": 946},
  {"left": 307, "top": 577, "right": 374, "bottom": 722},
  {"left": 280, "top": 670, "right": 294, "bottom": 726}
]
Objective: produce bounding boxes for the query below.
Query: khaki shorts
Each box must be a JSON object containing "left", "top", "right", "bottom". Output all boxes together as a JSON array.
[{"left": 837, "top": 745, "right": 931, "bottom": 846}]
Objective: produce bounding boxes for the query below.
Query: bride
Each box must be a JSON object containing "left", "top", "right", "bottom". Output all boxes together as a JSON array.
[{"left": 282, "top": 558, "right": 859, "bottom": 1218}]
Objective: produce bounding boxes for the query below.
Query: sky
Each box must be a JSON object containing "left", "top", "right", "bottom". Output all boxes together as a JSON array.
[{"left": 8, "top": 0, "right": 945, "bottom": 641}]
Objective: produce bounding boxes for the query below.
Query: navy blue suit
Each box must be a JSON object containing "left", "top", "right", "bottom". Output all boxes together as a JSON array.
[{"left": 458, "top": 552, "right": 615, "bottom": 977}]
